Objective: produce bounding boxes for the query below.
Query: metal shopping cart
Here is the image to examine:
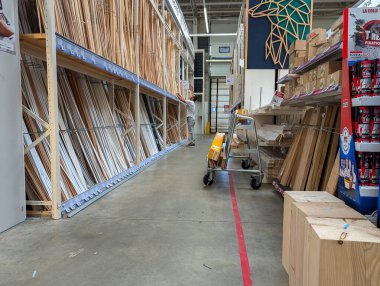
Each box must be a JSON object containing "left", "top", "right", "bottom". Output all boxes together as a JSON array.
[{"left": 203, "top": 111, "right": 264, "bottom": 189}]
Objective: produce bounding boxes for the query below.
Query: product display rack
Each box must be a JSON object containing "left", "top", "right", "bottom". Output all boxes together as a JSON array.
[{"left": 338, "top": 7, "right": 380, "bottom": 216}]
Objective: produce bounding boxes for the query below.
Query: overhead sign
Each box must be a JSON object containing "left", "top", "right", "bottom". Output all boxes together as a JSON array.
[{"left": 247, "top": 0, "right": 312, "bottom": 69}]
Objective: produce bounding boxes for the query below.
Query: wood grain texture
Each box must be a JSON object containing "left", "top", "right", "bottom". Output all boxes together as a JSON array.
[
  {"left": 282, "top": 191, "right": 342, "bottom": 273},
  {"left": 304, "top": 217, "right": 380, "bottom": 286}
]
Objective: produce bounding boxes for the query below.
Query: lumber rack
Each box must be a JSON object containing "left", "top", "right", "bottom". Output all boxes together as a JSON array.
[
  {"left": 203, "top": 112, "right": 264, "bottom": 189},
  {"left": 20, "top": 0, "right": 192, "bottom": 219}
]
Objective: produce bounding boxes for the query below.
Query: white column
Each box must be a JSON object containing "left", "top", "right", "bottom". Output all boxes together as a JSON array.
[{"left": 45, "top": 0, "right": 60, "bottom": 219}]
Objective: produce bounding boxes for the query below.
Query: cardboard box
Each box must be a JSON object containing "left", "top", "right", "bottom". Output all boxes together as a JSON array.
[
  {"left": 330, "top": 29, "right": 343, "bottom": 45},
  {"left": 289, "top": 40, "right": 306, "bottom": 54},
  {"left": 290, "top": 202, "right": 366, "bottom": 286},
  {"left": 282, "top": 191, "right": 342, "bottom": 273},
  {"left": 316, "top": 42, "right": 330, "bottom": 55},
  {"left": 331, "top": 15, "right": 343, "bottom": 32},
  {"left": 307, "top": 28, "right": 327, "bottom": 43},
  {"left": 318, "top": 61, "right": 341, "bottom": 79},
  {"left": 306, "top": 42, "right": 318, "bottom": 61},
  {"left": 304, "top": 217, "right": 380, "bottom": 286},
  {"left": 289, "top": 57, "right": 305, "bottom": 70},
  {"left": 327, "top": 70, "right": 342, "bottom": 86},
  {"left": 207, "top": 133, "right": 225, "bottom": 161},
  {"left": 317, "top": 77, "right": 327, "bottom": 90}
]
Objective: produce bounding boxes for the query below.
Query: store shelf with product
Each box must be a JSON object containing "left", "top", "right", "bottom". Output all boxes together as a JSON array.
[
  {"left": 277, "top": 42, "right": 343, "bottom": 84},
  {"left": 20, "top": 34, "right": 182, "bottom": 104},
  {"left": 283, "top": 85, "right": 341, "bottom": 107}
]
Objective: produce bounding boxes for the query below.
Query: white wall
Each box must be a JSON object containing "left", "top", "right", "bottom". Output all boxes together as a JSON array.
[
  {"left": 244, "top": 69, "right": 276, "bottom": 110},
  {"left": 0, "top": 0, "right": 25, "bottom": 232}
]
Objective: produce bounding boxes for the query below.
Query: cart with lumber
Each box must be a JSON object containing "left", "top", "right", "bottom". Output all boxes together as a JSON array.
[{"left": 203, "top": 111, "right": 264, "bottom": 189}]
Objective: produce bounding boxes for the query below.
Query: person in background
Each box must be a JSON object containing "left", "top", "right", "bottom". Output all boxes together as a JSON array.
[{"left": 176, "top": 93, "right": 197, "bottom": 146}]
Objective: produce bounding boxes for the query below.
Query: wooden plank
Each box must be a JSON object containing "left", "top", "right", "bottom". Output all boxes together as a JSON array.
[
  {"left": 291, "top": 202, "right": 365, "bottom": 286},
  {"left": 325, "top": 152, "right": 340, "bottom": 195},
  {"left": 320, "top": 109, "right": 340, "bottom": 190},
  {"left": 292, "top": 108, "right": 323, "bottom": 190},
  {"left": 305, "top": 105, "right": 338, "bottom": 191},
  {"left": 282, "top": 191, "right": 342, "bottom": 273},
  {"left": 304, "top": 217, "right": 380, "bottom": 286}
]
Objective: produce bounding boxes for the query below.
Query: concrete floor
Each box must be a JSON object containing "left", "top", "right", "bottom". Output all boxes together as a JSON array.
[{"left": 0, "top": 136, "right": 288, "bottom": 286}]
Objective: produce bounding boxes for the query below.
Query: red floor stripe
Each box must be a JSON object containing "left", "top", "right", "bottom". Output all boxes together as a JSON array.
[{"left": 228, "top": 173, "right": 252, "bottom": 286}]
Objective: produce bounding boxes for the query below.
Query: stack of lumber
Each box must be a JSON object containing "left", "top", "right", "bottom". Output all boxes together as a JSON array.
[
  {"left": 259, "top": 148, "right": 286, "bottom": 183},
  {"left": 283, "top": 191, "right": 380, "bottom": 286},
  {"left": 257, "top": 124, "right": 294, "bottom": 145},
  {"left": 20, "top": 0, "right": 180, "bottom": 95},
  {"left": 277, "top": 105, "right": 340, "bottom": 192},
  {"left": 22, "top": 57, "right": 181, "bottom": 209}
]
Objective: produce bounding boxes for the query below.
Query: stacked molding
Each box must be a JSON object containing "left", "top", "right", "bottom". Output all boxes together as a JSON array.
[
  {"left": 20, "top": 0, "right": 180, "bottom": 94},
  {"left": 22, "top": 56, "right": 183, "bottom": 205},
  {"left": 278, "top": 106, "right": 340, "bottom": 192}
]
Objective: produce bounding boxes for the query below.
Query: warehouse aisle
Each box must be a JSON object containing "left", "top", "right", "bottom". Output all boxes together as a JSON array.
[{"left": 0, "top": 136, "right": 287, "bottom": 286}]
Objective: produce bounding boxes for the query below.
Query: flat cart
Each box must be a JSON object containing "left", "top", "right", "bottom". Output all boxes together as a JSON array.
[{"left": 203, "top": 111, "right": 264, "bottom": 189}]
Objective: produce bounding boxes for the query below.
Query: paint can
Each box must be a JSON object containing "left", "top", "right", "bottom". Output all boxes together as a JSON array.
[
  {"left": 354, "top": 107, "right": 371, "bottom": 142},
  {"left": 373, "top": 59, "right": 380, "bottom": 94},
  {"left": 371, "top": 106, "right": 380, "bottom": 142},
  {"left": 358, "top": 152, "right": 370, "bottom": 185},
  {"left": 359, "top": 59, "right": 373, "bottom": 94},
  {"left": 370, "top": 153, "right": 380, "bottom": 185}
]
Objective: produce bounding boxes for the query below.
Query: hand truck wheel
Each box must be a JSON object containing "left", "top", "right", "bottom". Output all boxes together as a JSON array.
[
  {"left": 203, "top": 172, "right": 214, "bottom": 186},
  {"left": 250, "top": 176, "right": 261, "bottom": 190},
  {"left": 241, "top": 159, "right": 251, "bottom": 169}
]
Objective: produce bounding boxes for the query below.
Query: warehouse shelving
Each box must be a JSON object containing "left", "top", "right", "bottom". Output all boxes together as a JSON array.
[
  {"left": 20, "top": 0, "right": 193, "bottom": 219},
  {"left": 282, "top": 85, "right": 342, "bottom": 107},
  {"left": 277, "top": 42, "right": 342, "bottom": 84},
  {"left": 20, "top": 34, "right": 181, "bottom": 103}
]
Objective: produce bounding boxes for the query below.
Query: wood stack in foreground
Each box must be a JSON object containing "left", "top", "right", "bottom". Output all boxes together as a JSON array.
[
  {"left": 277, "top": 106, "right": 340, "bottom": 193},
  {"left": 283, "top": 191, "right": 380, "bottom": 286}
]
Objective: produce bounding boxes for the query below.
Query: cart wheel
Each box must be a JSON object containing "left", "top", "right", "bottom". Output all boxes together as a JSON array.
[
  {"left": 250, "top": 177, "right": 261, "bottom": 190},
  {"left": 203, "top": 173, "right": 214, "bottom": 186},
  {"left": 241, "top": 159, "right": 251, "bottom": 169}
]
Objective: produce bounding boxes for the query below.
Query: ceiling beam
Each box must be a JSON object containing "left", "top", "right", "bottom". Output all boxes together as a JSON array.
[{"left": 190, "top": 0, "right": 198, "bottom": 18}]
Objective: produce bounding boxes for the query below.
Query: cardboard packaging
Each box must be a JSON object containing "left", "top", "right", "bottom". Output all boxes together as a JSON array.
[
  {"left": 307, "top": 28, "right": 327, "bottom": 44},
  {"left": 289, "top": 57, "right": 305, "bottom": 70},
  {"left": 303, "top": 217, "right": 380, "bottom": 286},
  {"left": 331, "top": 15, "right": 343, "bottom": 32},
  {"left": 328, "top": 70, "right": 342, "bottom": 86},
  {"left": 289, "top": 202, "right": 366, "bottom": 286},
  {"left": 317, "top": 77, "right": 327, "bottom": 90},
  {"left": 207, "top": 133, "right": 225, "bottom": 161},
  {"left": 317, "top": 61, "right": 341, "bottom": 79},
  {"left": 282, "top": 191, "right": 342, "bottom": 273},
  {"left": 330, "top": 29, "right": 343, "bottom": 45},
  {"left": 289, "top": 40, "right": 306, "bottom": 54}
]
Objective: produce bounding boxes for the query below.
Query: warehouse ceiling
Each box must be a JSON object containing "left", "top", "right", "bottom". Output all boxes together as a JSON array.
[{"left": 179, "top": 0, "right": 357, "bottom": 22}]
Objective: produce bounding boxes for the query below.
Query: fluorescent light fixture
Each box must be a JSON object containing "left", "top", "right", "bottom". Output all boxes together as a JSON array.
[{"left": 203, "top": 1, "right": 209, "bottom": 33}]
